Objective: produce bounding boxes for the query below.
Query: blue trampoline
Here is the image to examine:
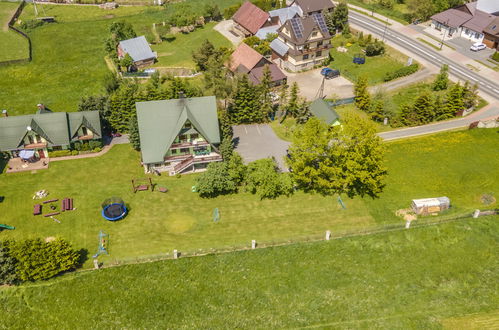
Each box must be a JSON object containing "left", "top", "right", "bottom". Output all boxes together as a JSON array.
[{"left": 101, "top": 197, "right": 127, "bottom": 221}]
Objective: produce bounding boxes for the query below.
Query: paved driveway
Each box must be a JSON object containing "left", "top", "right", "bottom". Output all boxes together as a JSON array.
[
  {"left": 233, "top": 124, "right": 290, "bottom": 171},
  {"left": 285, "top": 68, "right": 354, "bottom": 100},
  {"left": 214, "top": 20, "right": 242, "bottom": 46}
]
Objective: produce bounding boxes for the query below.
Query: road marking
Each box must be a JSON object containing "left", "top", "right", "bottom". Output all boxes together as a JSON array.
[
  {"left": 244, "top": 126, "right": 247, "bottom": 134},
  {"left": 256, "top": 125, "right": 261, "bottom": 136}
]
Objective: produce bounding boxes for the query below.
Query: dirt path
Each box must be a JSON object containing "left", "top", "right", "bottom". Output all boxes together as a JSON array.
[{"left": 2, "top": 6, "right": 17, "bottom": 32}]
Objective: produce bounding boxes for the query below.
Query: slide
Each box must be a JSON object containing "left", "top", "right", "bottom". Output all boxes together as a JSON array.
[{"left": 0, "top": 224, "right": 15, "bottom": 230}]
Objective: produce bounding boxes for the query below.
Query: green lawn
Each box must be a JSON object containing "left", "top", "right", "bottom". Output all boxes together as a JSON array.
[
  {"left": 1, "top": 129, "right": 497, "bottom": 267},
  {"left": 1, "top": 216, "right": 497, "bottom": 328},
  {"left": 151, "top": 22, "right": 233, "bottom": 69},
  {"left": 329, "top": 35, "right": 410, "bottom": 85},
  {"left": 346, "top": 0, "right": 411, "bottom": 24},
  {"left": 0, "top": 1, "right": 29, "bottom": 62}
]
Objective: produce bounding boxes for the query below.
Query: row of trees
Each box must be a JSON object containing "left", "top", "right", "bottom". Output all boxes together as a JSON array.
[
  {"left": 0, "top": 238, "right": 81, "bottom": 284},
  {"left": 324, "top": 2, "right": 349, "bottom": 35},
  {"left": 353, "top": 65, "right": 478, "bottom": 127}
]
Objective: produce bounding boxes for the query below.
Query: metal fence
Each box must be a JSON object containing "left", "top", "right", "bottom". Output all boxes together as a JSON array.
[{"left": 0, "top": 0, "right": 32, "bottom": 66}]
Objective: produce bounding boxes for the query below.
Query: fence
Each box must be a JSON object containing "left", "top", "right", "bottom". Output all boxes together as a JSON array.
[
  {"left": 90, "top": 210, "right": 491, "bottom": 270},
  {"left": 0, "top": 0, "right": 32, "bottom": 66}
]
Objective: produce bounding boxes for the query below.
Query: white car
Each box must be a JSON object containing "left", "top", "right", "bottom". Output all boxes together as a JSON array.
[{"left": 470, "top": 43, "right": 486, "bottom": 51}]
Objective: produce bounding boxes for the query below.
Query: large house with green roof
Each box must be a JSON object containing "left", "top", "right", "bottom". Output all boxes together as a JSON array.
[
  {"left": 136, "top": 96, "right": 222, "bottom": 175},
  {"left": 0, "top": 108, "right": 101, "bottom": 159},
  {"left": 309, "top": 99, "right": 341, "bottom": 126}
]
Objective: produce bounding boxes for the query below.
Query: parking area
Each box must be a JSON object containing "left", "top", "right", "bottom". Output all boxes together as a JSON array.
[
  {"left": 285, "top": 68, "right": 354, "bottom": 101},
  {"left": 213, "top": 20, "right": 243, "bottom": 46},
  {"left": 445, "top": 37, "right": 496, "bottom": 62},
  {"left": 233, "top": 124, "right": 290, "bottom": 171}
]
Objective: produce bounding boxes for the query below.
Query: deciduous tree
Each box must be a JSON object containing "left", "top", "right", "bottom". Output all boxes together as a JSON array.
[
  {"left": 246, "top": 158, "right": 293, "bottom": 199},
  {"left": 354, "top": 75, "right": 371, "bottom": 112},
  {"left": 196, "top": 162, "right": 236, "bottom": 198}
]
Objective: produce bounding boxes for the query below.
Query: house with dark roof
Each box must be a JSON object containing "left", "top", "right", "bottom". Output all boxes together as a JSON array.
[
  {"left": 228, "top": 43, "right": 287, "bottom": 86},
  {"left": 309, "top": 99, "right": 340, "bottom": 126},
  {"left": 232, "top": 1, "right": 271, "bottom": 37},
  {"left": 0, "top": 107, "right": 101, "bottom": 160},
  {"left": 118, "top": 36, "right": 157, "bottom": 69},
  {"left": 136, "top": 96, "right": 222, "bottom": 175},
  {"left": 483, "top": 17, "right": 499, "bottom": 50},
  {"left": 271, "top": 13, "right": 331, "bottom": 72},
  {"left": 290, "top": 0, "right": 335, "bottom": 16},
  {"left": 430, "top": 0, "right": 498, "bottom": 45}
]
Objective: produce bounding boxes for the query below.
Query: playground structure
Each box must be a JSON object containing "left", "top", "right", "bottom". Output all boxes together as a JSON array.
[
  {"left": 132, "top": 178, "right": 154, "bottom": 193},
  {"left": 101, "top": 197, "right": 127, "bottom": 221},
  {"left": 93, "top": 231, "right": 109, "bottom": 258},
  {"left": 213, "top": 208, "right": 220, "bottom": 222}
]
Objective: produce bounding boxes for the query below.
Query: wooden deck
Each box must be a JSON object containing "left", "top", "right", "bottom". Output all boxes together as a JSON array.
[{"left": 6, "top": 157, "right": 49, "bottom": 173}]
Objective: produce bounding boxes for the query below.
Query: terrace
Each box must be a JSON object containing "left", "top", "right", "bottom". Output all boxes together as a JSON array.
[{"left": 6, "top": 157, "right": 49, "bottom": 173}]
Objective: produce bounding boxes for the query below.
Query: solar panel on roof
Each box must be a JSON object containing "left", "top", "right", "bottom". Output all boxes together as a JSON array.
[
  {"left": 312, "top": 13, "right": 328, "bottom": 34},
  {"left": 290, "top": 17, "right": 304, "bottom": 39}
]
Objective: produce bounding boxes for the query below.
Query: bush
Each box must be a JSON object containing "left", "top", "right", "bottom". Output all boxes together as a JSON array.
[
  {"left": 19, "top": 19, "right": 45, "bottom": 31},
  {"left": 196, "top": 162, "right": 236, "bottom": 197},
  {"left": 93, "top": 147, "right": 102, "bottom": 153},
  {"left": 9, "top": 238, "right": 80, "bottom": 282},
  {"left": 88, "top": 140, "right": 103, "bottom": 149},
  {"left": 0, "top": 241, "right": 18, "bottom": 285},
  {"left": 383, "top": 64, "right": 419, "bottom": 81},
  {"left": 492, "top": 51, "right": 499, "bottom": 62},
  {"left": 245, "top": 159, "right": 293, "bottom": 199},
  {"left": 365, "top": 41, "right": 385, "bottom": 56},
  {"left": 71, "top": 150, "right": 79, "bottom": 156},
  {"left": 48, "top": 150, "right": 72, "bottom": 158}
]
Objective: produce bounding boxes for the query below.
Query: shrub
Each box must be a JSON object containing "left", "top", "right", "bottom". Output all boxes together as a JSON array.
[
  {"left": 491, "top": 51, "right": 499, "bottom": 62},
  {"left": 93, "top": 147, "right": 102, "bottom": 153},
  {"left": 71, "top": 150, "right": 79, "bottom": 156},
  {"left": 19, "top": 19, "right": 45, "bottom": 31},
  {"left": 9, "top": 238, "right": 80, "bottom": 282},
  {"left": 0, "top": 241, "right": 18, "bottom": 285},
  {"left": 365, "top": 41, "right": 385, "bottom": 56},
  {"left": 245, "top": 158, "right": 293, "bottom": 199},
  {"left": 48, "top": 150, "right": 72, "bottom": 158},
  {"left": 88, "top": 140, "right": 103, "bottom": 149},
  {"left": 383, "top": 64, "right": 419, "bottom": 81},
  {"left": 196, "top": 162, "right": 236, "bottom": 197}
]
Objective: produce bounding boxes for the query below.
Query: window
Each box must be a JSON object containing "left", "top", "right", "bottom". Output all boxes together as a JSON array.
[
  {"left": 316, "top": 51, "right": 322, "bottom": 57},
  {"left": 317, "top": 41, "right": 323, "bottom": 47},
  {"left": 312, "top": 31, "right": 318, "bottom": 37},
  {"left": 180, "top": 148, "right": 190, "bottom": 154},
  {"left": 81, "top": 127, "right": 88, "bottom": 136},
  {"left": 303, "top": 54, "right": 309, "bottom": 60},
  {"left": 190, "top": 133, "right": 199, "bottom": 140},
  {"left": 179, "top": 134, "right": 188, "bottom": 142}
]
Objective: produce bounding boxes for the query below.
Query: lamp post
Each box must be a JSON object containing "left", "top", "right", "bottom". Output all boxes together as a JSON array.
[
  {"left": 440, "top": 20, "right": 449, "bottom": 50},
  {"left": 382, "top": 18, "right": 389, "bottom": 42}
]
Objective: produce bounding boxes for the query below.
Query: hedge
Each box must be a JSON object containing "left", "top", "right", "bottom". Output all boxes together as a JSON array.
[
  {"left": 492, "top": 52, "right": 499, "bottom": 62},
  {"left": 48, "top": 150, "right": 73, "bottom": 158},
  {"left": 383, "top": 64, "right": 419, "bottom": 82}
]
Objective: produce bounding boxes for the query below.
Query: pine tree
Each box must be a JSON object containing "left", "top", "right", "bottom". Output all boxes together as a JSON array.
[
  {"left": 444, "top": 83, "right": 464, "bottom": 118},
  {"left": 259, "top": 65, "right": 274, "bottom": 121},
  {"left": 433, "top": 95, "right": 446, "bottom": 120},
  {"left": 331, "top": 1, "right": 349, "bottom": 33},
  {"left": 285, "top": 82, "right": 301, "bottom": 118},
  {"left": 463, "top": 81, "right": 479, "bottom": 109},
  {"left": 229, "top": 75, "right": 262, "bottom": 124},
  {"left": 412, "top": 91, "right": 435, "bottom": 124},
  {"left": 108, "top": 80, "right": 139, "bottom": 132},
  {"left": 144, "top": 71, "right": 164, "bottom": 100},
  {"left": 354, "top": 75, "right": 371, "bottom": 112},
  {"left": 296, "top": 100, "right": 312, "bottom": 124},
  {"left": 128, "top": 115, "right": 141, "bottom": 151},
  {"left": 433, "top": 64, "right": 449, "bottom": 91},
  {"left": 192, "top": 39, "right": 215, "bottom": 71}
]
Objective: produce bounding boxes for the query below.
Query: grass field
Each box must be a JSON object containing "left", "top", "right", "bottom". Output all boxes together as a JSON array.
[
  {"left": 1, "top": 129, "right": 497, "bottom": 267},
  {"left": 0, "top": 1, "right": 29, "bottom": 62},
  {"left": 329, "top": 35, "right": 410, "bottom": 85},
  {"left": 0, "top": 216, "right": 497, "bottom": 328}
]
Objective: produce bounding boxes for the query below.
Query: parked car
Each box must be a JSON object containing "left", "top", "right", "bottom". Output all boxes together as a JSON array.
[
  {"left": 470, "top": 43, "right": 486, "bottom": 51},
  {"left": 320, "top": 67, "right": 340, "bottom": 79}
]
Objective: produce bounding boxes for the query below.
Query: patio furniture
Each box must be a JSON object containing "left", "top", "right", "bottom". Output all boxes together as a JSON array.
[{"left": 33, "top": 204, "right": 42, "bottom": 215}]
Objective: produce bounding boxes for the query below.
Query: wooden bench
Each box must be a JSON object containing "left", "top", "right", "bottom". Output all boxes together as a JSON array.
[
  {"left": 44, "top": 212, "right": 60, "bottom": 217},
  {"left": 33, "top": 204, "right": 42, "bottom": 215},
  {"left": 62, "top": 198, "right": 74, "bottom": 211},
  {"left": 137, "top": 185, "right": 148, "bottom": 191},
  {"left": 158, "top": 186, "right": 168, "bottom": 193},
  {"left": 43, "top": 199, "right": 59, "bottom": 204}
]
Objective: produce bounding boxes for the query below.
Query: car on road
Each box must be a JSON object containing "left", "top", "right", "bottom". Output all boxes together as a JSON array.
[{"left": 470, "top": 43, "right": 486, "bottom": 51}]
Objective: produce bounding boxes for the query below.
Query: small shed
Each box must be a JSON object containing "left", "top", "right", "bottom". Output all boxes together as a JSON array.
[
  {"left": 411, "top": 197, "right": 450, "bottom": 215},
  {"left": 309, "top": 99, "right": 340, "bottom": 126}
]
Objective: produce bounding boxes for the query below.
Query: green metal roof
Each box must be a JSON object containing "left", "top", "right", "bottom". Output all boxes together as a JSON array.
[
  {"left": 0, "top": 111, "right": 101, "bottom": 151},
  {"left": 136, "top": 96, "right": 220, "bottom": 164},
  {"left": 309, "top": 99, "right": 340, "bottom": 125},
  {"left": 68, "top": 111, "right": 102, "bottom": 141}
]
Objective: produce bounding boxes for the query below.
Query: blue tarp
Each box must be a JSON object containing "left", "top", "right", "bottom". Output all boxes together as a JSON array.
[{"left": 19, "top": 149, "right": 35, "bottom": 159}]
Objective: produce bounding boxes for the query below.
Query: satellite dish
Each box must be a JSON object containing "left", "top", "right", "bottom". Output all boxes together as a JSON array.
[{"left": 27, "top": 126, "right": 32, "bottom": 131}]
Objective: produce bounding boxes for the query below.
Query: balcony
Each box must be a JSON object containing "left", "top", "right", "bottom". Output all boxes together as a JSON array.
[
  {"left": 24, "top": 142, "right": 47, "bottom": 149},
  {"left": 170, "top": 140, "right": 209, "bottom": 149},
  {"left": 77, "top": 135, "right": 94, "bottom": 141},
  {"left": 289, "top": 43, "right": 332, "bottom": 56}
]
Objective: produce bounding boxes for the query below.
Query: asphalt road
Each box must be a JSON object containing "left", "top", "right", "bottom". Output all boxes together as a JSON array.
[{"left": 348, "top": 12, "right": 499, "bottom": 100}]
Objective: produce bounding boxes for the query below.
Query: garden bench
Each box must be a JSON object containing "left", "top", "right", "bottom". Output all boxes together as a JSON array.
[
  {"left": 43, "top": 199, "right": 59, "bottom": 204},
  {"left": 44, "top": 212, "right": 60, "bottom": 217}
]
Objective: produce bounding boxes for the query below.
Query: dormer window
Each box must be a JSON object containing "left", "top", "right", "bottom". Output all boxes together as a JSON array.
[{"left": 312, "top": 31, "right": 318, "bottom": 37}]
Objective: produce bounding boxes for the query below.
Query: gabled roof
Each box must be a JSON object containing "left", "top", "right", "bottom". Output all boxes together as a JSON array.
[
  {"left": 431, "top": 7, "right": 473, "bottom": 28},
  {"left": 232, "top": 1, "right": 270, "bottom": 35},
  {"left": 118, "top": 36, "right": 156, "bottom": 62},
  {"left": 292, "top": 0, "right": 334, "bottom": 14},
  {"left": 483, "top": 17, "right": 499, "bottom": 36},
  {"left": 229, "top": 42, "right": 266, "bottom": 72},
  {"left": 461, "top": 9, "right": 496, "bottom": 33},
  {"left": 269, "top": 6, "right": 302, "bottom": 24},
  {"left": 278, "top": 14, "right": 330, "bottom": 45},
  {"left": 270, "top": 38, "right": 290, "bottom": 56},
  {"left": 255, "top": 25, "right": 280, "bottom": 40},
  {"left": 136, "top": 96, "right": 220, "bottom": 164},
  {"left": 309, "top": 99, "right": 340, "bottom": 125},
  {"left": 248, "top": 63, "right": 287, "bottom": 85},
  {"left": 68, "top": 111, "right": 102, "bottom": 141}
]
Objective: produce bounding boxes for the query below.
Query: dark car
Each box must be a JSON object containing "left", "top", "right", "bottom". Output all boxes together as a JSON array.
[{"left": 320, "top": 68, "right": 340, "bottom": 79}]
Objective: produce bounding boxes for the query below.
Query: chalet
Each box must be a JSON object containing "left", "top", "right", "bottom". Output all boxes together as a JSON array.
[
  {"left": 228, "top": 42, "right": 287, "bottom": 86},
  {"left": 271, "top": 13, "right": 331, "bottom": 72},
  {"left": 232, "top": 1, "right": 271, "bottom": 37},
  {"left": 117, "top": 36, "right": 157, "bottom": 70},
  {"left": 483, "top": 17, "right": 499, "bottom": 50},
  {"left": 290, "top": 0, "right": 335, "bottom": 16},
  {"left": 309, "top": 99, "right": 340, "bottom": 126},
  {"left": 430, "top": 0, "right": 498, "bottom": 44},
  {"left": 136, "top": 96, "right": 223, "bottom": 175},
  {"left": 0, "top": 107, "right": 101, "bottom": 160}
]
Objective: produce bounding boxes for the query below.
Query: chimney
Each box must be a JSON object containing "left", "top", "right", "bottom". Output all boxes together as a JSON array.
[
  {"left": 37, "top": 103, "right": 45, "bottom": 111},
  {"left": 1, "top": 110, "right": 7, "bottom": 117}
]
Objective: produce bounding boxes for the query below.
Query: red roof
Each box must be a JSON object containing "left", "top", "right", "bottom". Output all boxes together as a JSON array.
[
  {"left": 249, "top": 63, "right": 287, "bottom": 85},
  {"left": 229, "top": 43, "right": 265, "bottom": 72},
  {"left": 232, "top": 1, "right": 270, "bottom": 35}
]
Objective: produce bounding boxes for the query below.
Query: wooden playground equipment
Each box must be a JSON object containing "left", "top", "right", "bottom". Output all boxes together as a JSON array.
[{"left": 131, "top": 178, "right": 154, "bottom": 193}]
